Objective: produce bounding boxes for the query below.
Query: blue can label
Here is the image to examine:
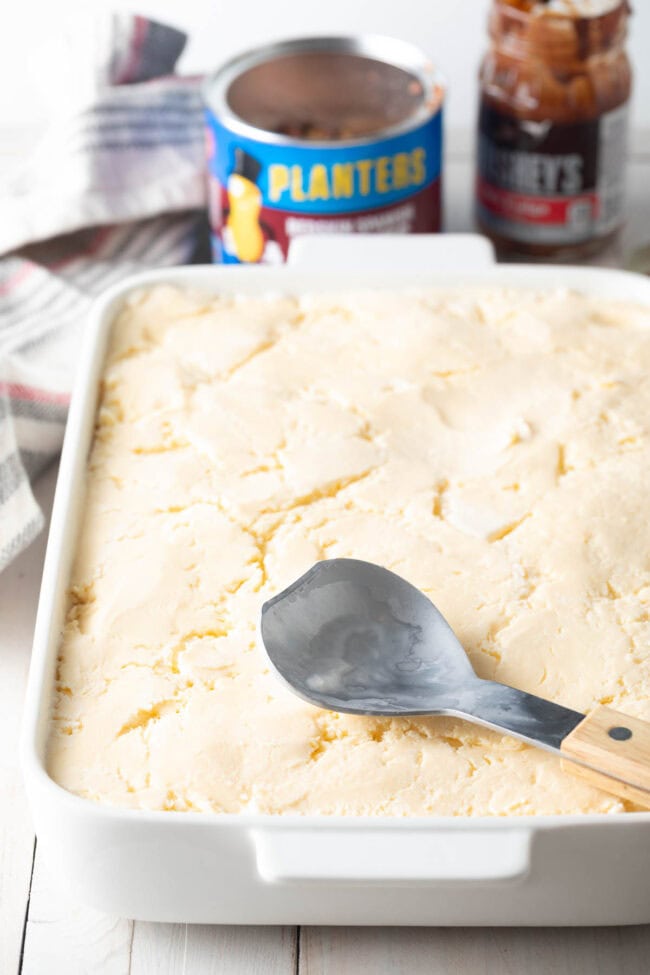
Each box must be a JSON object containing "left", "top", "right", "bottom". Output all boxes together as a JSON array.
[{"left": 204, "top": 108, "right": 443, "bottom": 263}]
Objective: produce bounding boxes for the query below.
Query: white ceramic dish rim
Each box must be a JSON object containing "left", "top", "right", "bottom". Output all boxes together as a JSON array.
[{"left": 21, "top": 233, "right": 650, "bottom": 844}]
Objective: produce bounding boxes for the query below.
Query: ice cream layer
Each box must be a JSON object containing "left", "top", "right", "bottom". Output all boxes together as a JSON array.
[{"left": 48, "top": 284, "right": 650, "bottom": 816}]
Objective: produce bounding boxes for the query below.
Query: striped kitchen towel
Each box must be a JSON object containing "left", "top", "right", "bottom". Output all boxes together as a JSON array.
[{"left": 0, "top": 13, "right": 208, "bottom": 571}]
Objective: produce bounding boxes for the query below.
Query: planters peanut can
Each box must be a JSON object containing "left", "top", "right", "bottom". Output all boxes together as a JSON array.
[{"left": 203, "top": 36, "right": 444, "bottom": 263}]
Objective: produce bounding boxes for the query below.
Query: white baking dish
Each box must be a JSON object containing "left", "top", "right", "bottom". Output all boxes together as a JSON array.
[{"left": 21, "top": 234, "right": 650, "bottom": 926}]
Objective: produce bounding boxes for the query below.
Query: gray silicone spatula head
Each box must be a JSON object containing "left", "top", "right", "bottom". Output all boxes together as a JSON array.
[
  {"left": 260, "top": 557, "right": 584, "bottom": 753},
  {"left": 259, "top": 558, "right": 477, "bottom": 715}
]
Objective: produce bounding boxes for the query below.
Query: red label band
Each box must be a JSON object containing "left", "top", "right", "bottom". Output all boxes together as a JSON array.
[
  {"left": 211, "top": 178, "right": 441, "bottom": 263},
  {"left": 477, "top": 176, "right": 600, "bottom": 227}
]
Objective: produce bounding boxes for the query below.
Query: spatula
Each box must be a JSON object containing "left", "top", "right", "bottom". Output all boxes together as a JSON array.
[{"left": 260, "top": 558, "right": 650, "bottom": 808}]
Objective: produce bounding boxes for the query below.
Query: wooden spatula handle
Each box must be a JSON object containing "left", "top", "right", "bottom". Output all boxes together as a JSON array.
[{"left": 561, "top": 706, "right": 650, "bottom": 808}]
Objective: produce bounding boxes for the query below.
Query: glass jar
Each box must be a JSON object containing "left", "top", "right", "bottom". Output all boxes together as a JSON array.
[{"left": 476, "top": 1, "right": 632, "bottom": 261}]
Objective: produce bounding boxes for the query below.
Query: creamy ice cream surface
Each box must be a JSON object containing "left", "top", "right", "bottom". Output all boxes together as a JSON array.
[{"left": 48, "top": 284, "right": 650, "bottom": 815}]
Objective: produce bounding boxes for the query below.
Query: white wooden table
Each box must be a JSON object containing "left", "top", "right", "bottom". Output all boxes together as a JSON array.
[{"left": 2, "top": 134, "right": 650, "bottom": 974}]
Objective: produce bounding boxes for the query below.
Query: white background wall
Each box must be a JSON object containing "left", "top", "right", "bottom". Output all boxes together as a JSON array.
[{"left": 2, "top": 0, "right": 649, "bottom": 134}]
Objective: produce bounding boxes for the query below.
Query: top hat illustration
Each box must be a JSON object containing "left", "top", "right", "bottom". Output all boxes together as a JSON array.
[{"left": 233, "top": 147, "right": 262, "bottom": 184}]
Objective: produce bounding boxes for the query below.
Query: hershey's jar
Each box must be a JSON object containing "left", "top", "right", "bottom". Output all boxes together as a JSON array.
[{"left": 476, "top": 1, "right": 632, "bottom": 261}]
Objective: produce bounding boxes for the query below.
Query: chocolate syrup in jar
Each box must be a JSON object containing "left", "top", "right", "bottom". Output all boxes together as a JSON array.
[{"left": 476, "top": 1, "right": 632, "bottom": 260}]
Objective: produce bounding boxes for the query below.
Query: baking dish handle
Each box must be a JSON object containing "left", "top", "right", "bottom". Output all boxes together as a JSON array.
[
  {"left": 286, "top": 233, "right": 496, "bottom": 271},
  {"left": 251, "top": 826, "right": 531, "bottom": 884}
]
